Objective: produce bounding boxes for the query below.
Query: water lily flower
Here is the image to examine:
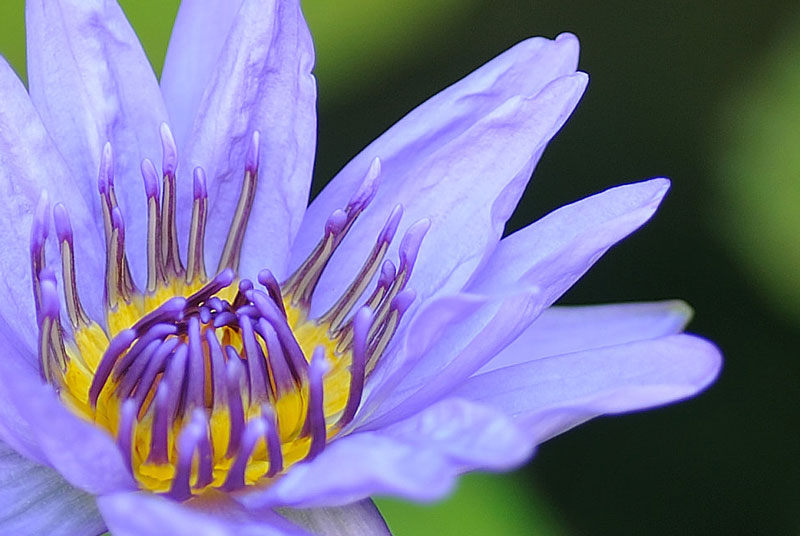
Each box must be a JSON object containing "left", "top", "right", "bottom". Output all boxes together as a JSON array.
[{"left": 0, "top": 0, "right": 721, "bottom": 535}]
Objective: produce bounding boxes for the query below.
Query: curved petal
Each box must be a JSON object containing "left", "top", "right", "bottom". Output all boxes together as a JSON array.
[
  {"left": 0, "top": 334, "right": 135, "bottom": 495},
  {"left": 292, "top": 34, "right": 585, "bottom": 316},
  {"left": 26, "top": 0, "right": 170, "bottom": 284},
  {"left": 99, "top": 490, "right": 311, "bottom": 536},
  {"left": 0, "top": 58, "right": 106, "bottom": 339},
  {"left": 0, "top": 441, "right": 106, "bottom": 536},
  {"left": 240, "top": 398, "right": 529, "bottom": 510},
  {"left": 178, "top": 0, "right": 316, "bottom": 281},
  {"left": 455, "top": 334, "right": 722, "bottom": 443},
  {"left": 361, "top": 179, "right": 670, "bottom": 429},
  {"left": 468, "top": 178, "right": 670, "bottom": 294},
  {"left": 161, "top": 0, "right": 245, "bottom": 148},
  {"left": 278, "top": 500, "right": 392, "bottom": 536},
  {"left": 477, "top": 300, "right": 694, "bottom": 374}
]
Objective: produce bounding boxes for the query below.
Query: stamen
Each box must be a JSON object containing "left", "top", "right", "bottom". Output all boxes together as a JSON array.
[
  {"left": 217, "top": 132, "right": 260, "bottom": 273},
  {"left": 225, "top": 357, "right": 246, "bottom": 457},
  {"left": 169, "top": 417, "right": 205, "bottom": 501},
  {"left": 205, "top": 329, "right": 227, "bottom": 410},
  {"left": 305, "top": 347, "right": 329, "bottom": 461},
  {"left": 185, "top": 167, "right": 208, "bottom": 284},
  {"left": 257, "top": 269, "right": 286, "bottom": 317},
  {"left": 283, "top": 159, "right": 382, "bottom": 309},
  {"left": 261, "top": 405, "right": 283, "bottom": 477},
  {"left": 98, "top": 144, "right": 135, "bottom": 296},
  {"left": 185, "top": 317, "right": 206, "bottom": 411},
  {"left": 30, "top": 193, "right": 50, "bottom": 322},
  {"left": 255, "top": 320, "right": 295, "bottom": 399},
  {"left": 105, "top": 207, "right": 133, "bottom": 307},
  {"left": 134, "top": 337, "right": 179, "bottom": 414},
  {"left": 368, "top": 289, "right": 416, "bottom": 372},
  {"left": 53, "top": 203, "right": 90, "bottom": 328},
  {"left": 190, "top": 409, "right": 214, "bottom": 489},
  {"left": 115, "top": 338, "right": 161, "bottom": 400},
  {"left": 248, "top": 290, "right": 308, "bottom": 378},
  {"left": 117, "top": 399, "right": 137, "bottom": 473},
  {"left": 141, "top": 158, "right": 165, "bottom": 293},
  {"left": 239, "top": 314, "right": 269, "bottom": 403},
  {"left": 37, "top": 269, "right": 66, "bottom": 385},
  {"left": 89, "top": 328, "right": 138, "bottom": 407},
  {"left": 163, "top": 343, "right": 188, "bottom": 422},
  {"left": 338, "top": 307, "right": 372, "bottom": 429},
  {"left": 159, "top": 124, "right": 184, "bottom": 278},
  {"left": 113, "top": 323, "right": 176, "bottom": 381},
  {"left": 320, "top": 204, "right": 403, "bottom": 333},
  {"left": 222, "top": 416, "right": 265, "bottom": 491},
  {"left": 148, "top": 381, "right": 170, "bottom": 464},
  {"left": 367, "top": 220, "right": 429, "bottom": 341}
]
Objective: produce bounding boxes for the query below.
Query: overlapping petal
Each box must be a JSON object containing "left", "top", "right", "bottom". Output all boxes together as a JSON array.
[
  {"left": 176, "top": 0, "right": 316, "bottom": 281},
  {"left": 478, "top": 300, "right": 694, "bottom": 374},
  {"left": 456, "top": 334, "right": 722, "bottom": 443},
  {"left": 0, "top": 336, "right": 134, "bottom": 495},
  {"left": 241, "top": 398, "right": 528, "bottom": 510},
  {"left": 26, "top": 0, "right": 169, "bottom": 283},
  {"left": 99, "top": 491, "right": 309, "bottom": 536},
  {"left": 361, "top": 179, "right": 669, "bottom": 429},
  {"left": 0, "top": 441, "right": 106, "bottom": 536},
  {"left": 293, "top": 34, "right": 586, "bottom": 316},
  {"left": 161, "top": 0, "right": 246, "bottom": 148}
]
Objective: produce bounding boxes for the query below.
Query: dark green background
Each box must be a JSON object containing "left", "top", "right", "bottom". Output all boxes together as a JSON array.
[{"left": 2, "top": 1, "right": 799, "bottom": 534}]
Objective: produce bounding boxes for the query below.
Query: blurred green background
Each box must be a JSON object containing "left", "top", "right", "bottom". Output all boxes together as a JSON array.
[{"left": 3, "top": 0, "right": 800, "bottom": 534}]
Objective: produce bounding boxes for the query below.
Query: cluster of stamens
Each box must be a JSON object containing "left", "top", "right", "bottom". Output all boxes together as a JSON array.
[{"left": 30, "top": 124, "right": 427, "bottom": 499}]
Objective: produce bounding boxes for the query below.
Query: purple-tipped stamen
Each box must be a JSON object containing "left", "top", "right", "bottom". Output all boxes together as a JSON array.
[
  {"left": 255, "top": 319, "right": 296, "bottom": 398},
  {"left": 225, "top": 357, "right": 246, "bottom": 457},
  {"left": 190, "top": 409, "right": 214, "bottom": 489},
  {"left": 163, "top": 343, "right": 188, "bottom": 422},
  {"left": 338, "top": 307, "right": 372, "bottom": 429},
  {"left": 186, "top": 167, "right": 208, "bottom": 284},
  {"left": 239, "top": 314, "right": 269, "bottom": 403},
  {"left": 305, "top": 347, "right": 329, "bottom": 461},
  {"left": 117, "top": 399, "right": 137, "bottom": 474},
  {"left": 89, "top": 328, "right": 138, "bottom": 407},
  {"left": 148, "top": 381, "right": 170, "bottom": 464},
  {"left": 261, "top": 404, "right": 283, "bottom": 477},
  {"left": 257, "top": 269, "right": 286, "bottom": 317},
  {"left": 133, "top": 337, "right": 179, "bottom": 414},
  {"left": 185, "top": 317, "right": 207, "bottom": 411},
  {"left": 222, "top": 416, "right": 265, "bottom": 491}
]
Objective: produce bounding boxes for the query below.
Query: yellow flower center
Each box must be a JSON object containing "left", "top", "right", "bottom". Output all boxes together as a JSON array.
[{"left": 31, "top": 127, "right": 425, "bottom": 499}]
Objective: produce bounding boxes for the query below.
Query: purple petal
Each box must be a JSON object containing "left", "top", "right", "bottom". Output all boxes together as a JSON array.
[
  {"left": 469, "top": 178, "right": 670, "bottom": 295},
  {"left": 277, "top": 500, "right": 391, "bottom": 536},
  {"left": 240, "top": 399, "right": 528, "bottom": 509},
  {"left": 99, "top": 491, "right": 312, "bottom": 536},
  {"left": 455, "top": 334, "right": 722, "bottom": 443},
  {"left": 178, "top": 0, "right": 316, "bottom": 281},
  {"left": 0, "top": 334, "right": 135, "bottom": 495},
  {"left": 0, "top": 58, "right": 106, "bottom": 345},
  {"left": 478, "top": 300, "right": 694, "bottom": 374},
  {"left": 0, "top": 332, "right": 45, "bottom": 464},
  {"left": 161, "top": 0, "right": 245, "bottom": 148},
  {"left": 292, "top": 34, "right": 585, "bottom": 315},
  {"left": 0, "top": 441, "right": 106, "bottom": 536},
  {"left": 362, "top": 179, "right": 671, "bottom": 429},
  {"left": 26, "top": 0, "right": 170, "bottom": 284}
]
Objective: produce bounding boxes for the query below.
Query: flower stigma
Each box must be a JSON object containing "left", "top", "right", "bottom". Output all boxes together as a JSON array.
[{"left": 30, "top": 124, "right": 427, "bottom": 500}]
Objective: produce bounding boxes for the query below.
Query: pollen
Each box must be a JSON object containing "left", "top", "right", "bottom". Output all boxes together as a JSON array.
[{"left": 30, "top": 125, "right": 427, "bottom": 500}]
